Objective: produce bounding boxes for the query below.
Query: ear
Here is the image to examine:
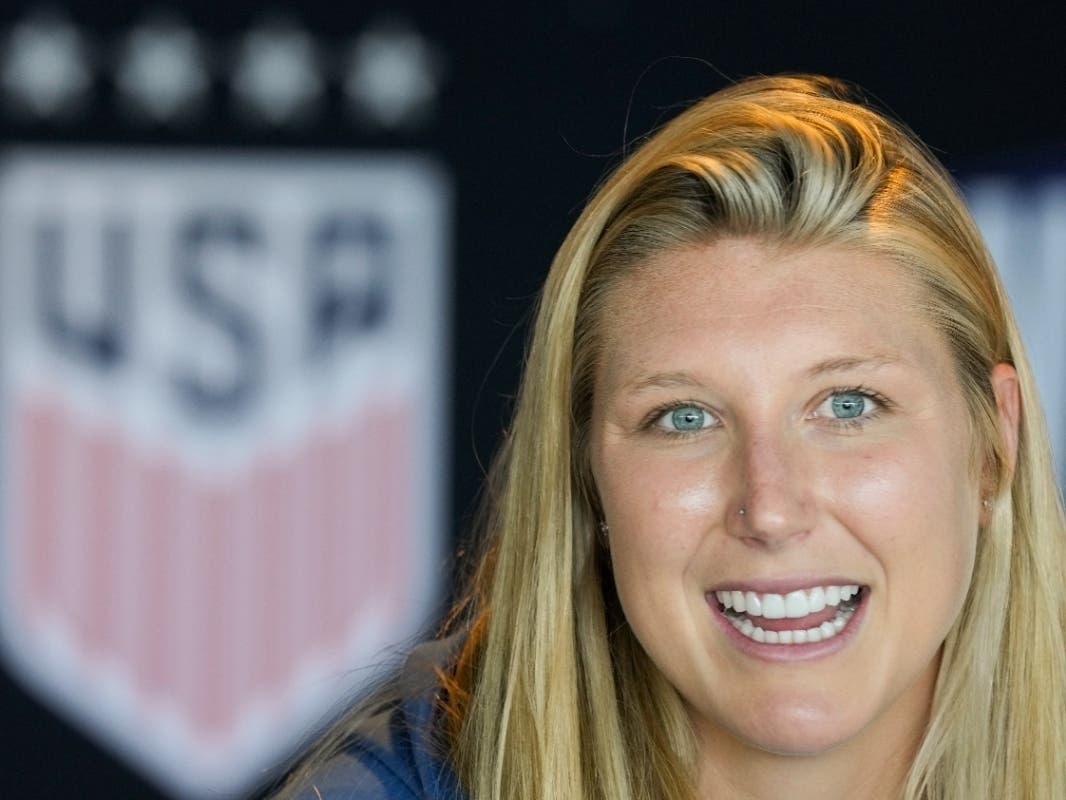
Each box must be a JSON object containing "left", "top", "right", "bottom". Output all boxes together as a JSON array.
[{"left": 990, "top": 362, "right": 1020, "bottom": 478}]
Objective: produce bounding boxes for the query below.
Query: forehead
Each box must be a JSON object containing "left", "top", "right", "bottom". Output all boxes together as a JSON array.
[{"left": 596, "top": 238, "right": 950, "bottom": 387}]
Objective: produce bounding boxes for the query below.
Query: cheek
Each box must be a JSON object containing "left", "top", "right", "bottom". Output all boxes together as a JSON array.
[
  {"left": 830, "top": 435, "right": 975, "bottom": 529},
  {"left": 832, "top": 453, "right": 917, "bottom": 545},
  {"left": 672, "top": 484, "right": 718, "bottom": 514},
  {"left": 598, "top": 454, "right": 728, "bottom": 603},
  {"left": 600, "top": 453, "right": 725, "bottom": 548},
  {"left": 831, "top": 441, "right": 979, "bottom": 604}
]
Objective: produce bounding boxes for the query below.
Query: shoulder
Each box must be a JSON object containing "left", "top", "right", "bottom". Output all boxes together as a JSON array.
[{"left": 287, "top": 637, "right": 465, "bottom": 800}]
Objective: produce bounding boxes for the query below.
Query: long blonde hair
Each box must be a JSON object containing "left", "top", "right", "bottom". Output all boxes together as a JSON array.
[{"left": 444, "top": 74, "right": 1066, "bottom": 799}]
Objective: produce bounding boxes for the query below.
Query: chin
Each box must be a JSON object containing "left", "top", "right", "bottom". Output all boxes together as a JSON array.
[{"left": 734, "top": 700, "right": 867, "bottom": 757}]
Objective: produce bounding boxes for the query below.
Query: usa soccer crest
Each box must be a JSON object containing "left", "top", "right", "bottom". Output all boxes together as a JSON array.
[{"left": 0, "top": 150, "right": 450, "bottom": 796}]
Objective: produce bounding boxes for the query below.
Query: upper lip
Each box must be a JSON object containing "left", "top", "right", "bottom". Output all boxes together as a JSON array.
[{"left": 708, "top": 576, "right": 867, "bottom": 594}]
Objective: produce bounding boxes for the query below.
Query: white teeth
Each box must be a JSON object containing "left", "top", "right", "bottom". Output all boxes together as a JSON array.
[
  {"left": 744, "top": 591, "right": 762, "bottom": 616},
  {"left": 784, "top": 590, "right": 807, "bottom": 618},
  {"left": 715, "top": 584, "right": 862, "bottom": 618},
  {"left": 762, "top": 594, "right": 786, "bottom": 619},
  {"left": 731, "top": 590, "right": 746, "bottom": 613},
  {"left": 724, "top": 604, "right": 858, "bottom": 645},
  {"left": 808, "top": 586, "right": 826, "bottom": 613}
]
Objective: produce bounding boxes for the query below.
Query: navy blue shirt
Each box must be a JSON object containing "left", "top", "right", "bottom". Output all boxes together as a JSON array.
[{"left": 290, "top": 639, "right": 465, "bottom": 800}]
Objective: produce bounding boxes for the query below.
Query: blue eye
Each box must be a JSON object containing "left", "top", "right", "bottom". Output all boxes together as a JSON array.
[
  {"left": 659, "top": 405, "right": 711, "bottom": 432},
  {"left": 816, "top": 388, "right": 885, "bottom": 426},
  {"left": 830, "top": 392, "right": 868, "bottom": 419}
]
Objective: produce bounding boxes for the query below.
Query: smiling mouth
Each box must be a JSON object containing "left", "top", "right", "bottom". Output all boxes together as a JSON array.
[{"left": 712, "top": 584, "right": 867, "bottom": 645}]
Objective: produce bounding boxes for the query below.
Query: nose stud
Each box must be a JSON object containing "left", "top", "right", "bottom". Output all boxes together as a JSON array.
[{"left": 738, "top": 508, "right": 746, "bottom": 516}]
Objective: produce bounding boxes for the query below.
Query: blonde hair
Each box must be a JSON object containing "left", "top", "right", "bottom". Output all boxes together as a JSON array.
[{"left": 444, "top": 74, "right": 1066, "bottom": 799}]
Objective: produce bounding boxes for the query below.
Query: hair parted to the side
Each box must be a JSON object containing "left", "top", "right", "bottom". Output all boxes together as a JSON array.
[{"left": 442, "top": 74, "right": 1066, "bottom": 799}]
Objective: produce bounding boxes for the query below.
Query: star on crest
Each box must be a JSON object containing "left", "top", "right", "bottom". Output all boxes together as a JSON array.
[
  {"left": 1, "top": 11, "right": 92, "bottom": 119},
  {"left": 115, "top": 15, "right": 209, "bottom": 124},
  {"left": 343, "top": 20, "right": 443, "bottom": 131},
  {"left": 231, "top": 19, "right": 323, "bottom": 127}
]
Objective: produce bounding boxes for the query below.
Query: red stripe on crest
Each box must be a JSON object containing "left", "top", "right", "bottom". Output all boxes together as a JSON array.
[
  {"left": 80, "top": 422, "right": 124, "bottom": 658},
  {"left": 287, "top": 437, "right": 318, "bottom": 697},
  {"left": 247, "top": 453, "right": 289, "bottom": 700},
  {"left": 304, "top": 428, "right": 329, "bottom": 655},
  {"left": 16, "top": 396, "right": 63, "bottom": 621},
  {"left": 188, "top": 481, "right": 237, "bottom": 737},
  {"left": 329, "top": 414, "right": 361, "bottom": 649},
  {"left": 138, "top": 454, "right": 184, "bottom": 704},
  {"left": 375, "top": 398, "right": 414, "bottom": 627},
  {"left": 136, "top": 455, "right": 183, "bottom": 701}
]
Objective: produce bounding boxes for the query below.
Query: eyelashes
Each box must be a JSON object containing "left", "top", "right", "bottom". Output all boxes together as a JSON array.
[
  {"left": 812, "top": 385, "right": 892, "bottom": 430},
  {"left": 642, "top": 401, "right": 718, "bottom": 436},
  {"left": 640, "top": 385, "right": 893, "bottom": 438}
]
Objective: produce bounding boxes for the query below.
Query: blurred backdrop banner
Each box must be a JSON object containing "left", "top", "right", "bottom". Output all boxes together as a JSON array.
[
  {"left": 967, "top": 171, "right": 1066, "bottom": 483},
  {"left": 0, "top": 149, "right": 450, "bottom": 796}
]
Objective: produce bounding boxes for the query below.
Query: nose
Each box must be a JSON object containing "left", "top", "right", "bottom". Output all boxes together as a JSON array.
[{"left": 728, "top": 430, "right": 815, "bottom": 549}]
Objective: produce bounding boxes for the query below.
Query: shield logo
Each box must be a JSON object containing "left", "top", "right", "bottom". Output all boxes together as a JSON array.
[{"left": 0, "top": 149, "right": 450, "bottom": 796}]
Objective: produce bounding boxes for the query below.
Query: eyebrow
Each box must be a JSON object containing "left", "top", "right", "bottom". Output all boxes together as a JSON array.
[
  {"left": 620, "top": 354, "right": 904, "bottom": 395},
  {"left": 623, "top": 372, "right": 708, "bottom": 394},
  {"left": 803, "top": 354, "right": 903, "bottom": 379}
]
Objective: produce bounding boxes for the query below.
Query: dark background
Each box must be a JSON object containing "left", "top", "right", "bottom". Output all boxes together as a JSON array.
[{"left": 1, "top": 1, "right": 1063, "bottom": 796}]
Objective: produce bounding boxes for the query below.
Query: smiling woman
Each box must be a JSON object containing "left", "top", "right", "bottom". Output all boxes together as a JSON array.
[
  {"left": 591, "top": 239, "right": 1013, "bottom": 789},
  {"left": 277, "top": 75, "right": 1066, "bottom": 800}
]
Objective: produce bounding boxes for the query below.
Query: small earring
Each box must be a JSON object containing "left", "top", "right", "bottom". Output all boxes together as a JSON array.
[
  {"left": 738, "top": 508, "right": 746, "bottom": 516},
  {"left": 598, "top": 520, "right": 610, "bottom": 535},
  {"left": 982, "top": 498, "right": 991, "bottom": 509}
]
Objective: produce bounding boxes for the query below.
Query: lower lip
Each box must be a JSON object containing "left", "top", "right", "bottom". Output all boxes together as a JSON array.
[{"left": 708, "top": 591, "right": 868, "bottom": 662}]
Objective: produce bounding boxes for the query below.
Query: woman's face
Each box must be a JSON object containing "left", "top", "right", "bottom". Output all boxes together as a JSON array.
[{"left": 590, "top": 238, "right": 1011, "bottom": 762}]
